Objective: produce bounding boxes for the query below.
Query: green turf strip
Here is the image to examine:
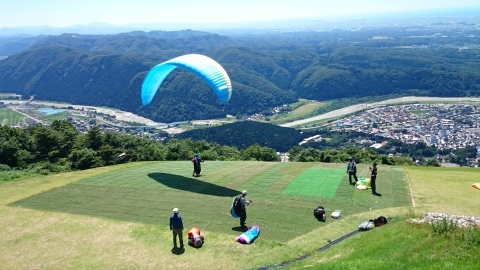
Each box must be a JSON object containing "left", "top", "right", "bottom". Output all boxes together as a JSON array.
[{"left": 282, "top": 168, "right": 344, "bottom": 198}]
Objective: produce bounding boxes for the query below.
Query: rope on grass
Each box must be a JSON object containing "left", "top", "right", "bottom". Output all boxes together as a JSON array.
[{"left": 252, "top": 229, "right": 360, "bottom": 270}]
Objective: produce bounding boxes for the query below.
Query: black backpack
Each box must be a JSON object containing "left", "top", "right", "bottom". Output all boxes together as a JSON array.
[
  {"left": 374, "top": 216, "right": 388, "bottom": 227},
  {"left": 233, "top": 196, "right": 244, "bottom": 214}
]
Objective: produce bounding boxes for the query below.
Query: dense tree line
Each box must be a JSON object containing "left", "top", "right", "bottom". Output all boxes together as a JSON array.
[
  {"left": 173, "top": 121, "right": 473, "bottom": 166},
  {"left": 173, "top": 121, "right": 305, "bottom": 152},
  {"left": 0, "top": 27, "right": 479, "bottom": 122},
  {"left": 2, "top": 119, "right": 460, "bottom": 181},
  {"left": 0, "top": 120, "right": 279, "bottom": 174}
]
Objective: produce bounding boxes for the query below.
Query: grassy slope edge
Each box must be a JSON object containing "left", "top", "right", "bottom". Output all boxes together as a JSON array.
[
  {"left": 0, "top": 163, "right": 479, "bottom": 269},
  {"left": 285, "top": 166, "right": 480, "bottom": 269}
]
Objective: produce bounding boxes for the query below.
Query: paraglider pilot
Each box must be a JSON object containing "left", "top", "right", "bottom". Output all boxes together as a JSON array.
[
  {"left": 236, "top": 190, "right": 252, "bottom": 228},
  {"left": 346, "top": 157, "right": 358, "bottom": 185},
  {"left": 313, "top": 205, "right": 326, "bottom": 222},
  {"left": 169, "top": 208, "right": 184, "bottom": 249},
  {"left": 192, "top": 153, "right": 204, "bottom": 177}
]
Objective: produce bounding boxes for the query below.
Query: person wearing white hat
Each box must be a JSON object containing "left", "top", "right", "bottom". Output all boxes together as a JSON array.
[
  {"left": 169, "top": 208, "right": 184, "bottom": 248},
  {"left": 235, "top": 190, "right": 252, "bottom": 228}
]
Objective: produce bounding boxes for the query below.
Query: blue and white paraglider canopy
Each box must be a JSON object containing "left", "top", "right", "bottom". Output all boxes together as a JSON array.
[{"left": 141, "top": 54, "right": 232, "bottom": 106}]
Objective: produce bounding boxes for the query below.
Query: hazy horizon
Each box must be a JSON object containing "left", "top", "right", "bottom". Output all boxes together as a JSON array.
[{"left": 1, "top": 0, "right": 479, "bottom": 29}]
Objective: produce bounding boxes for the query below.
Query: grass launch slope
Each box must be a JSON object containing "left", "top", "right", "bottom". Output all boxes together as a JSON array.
[
  {"left": 9, "top": 161, "right": 410, "bottom": 242},
  {"left": 0, "top": 161, "right": 430, "bottom": 269}
]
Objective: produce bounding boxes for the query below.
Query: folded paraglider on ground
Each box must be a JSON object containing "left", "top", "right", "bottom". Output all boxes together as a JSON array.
[
  {"left": 355, "top": 177, "right": 371, "bottom": 190},
  {"left": 236, "top": 226, "right": 260, "bottom": 244}
]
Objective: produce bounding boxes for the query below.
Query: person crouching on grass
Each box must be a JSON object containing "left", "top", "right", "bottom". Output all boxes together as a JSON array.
[{"left": 187, "top": 226, "right": 205, "bottom": 248}]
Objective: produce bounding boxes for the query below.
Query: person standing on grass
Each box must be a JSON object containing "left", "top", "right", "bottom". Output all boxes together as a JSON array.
[
  {"left": 191, "top": 153, "right": 204, "bottom": 177},
  {"left": 370, "top": 162, "right": 378, "bottom": 195},
  {"left": 169, "top": 208, "right": 184, "bottom": 249},
  {"left": 346, "top": 157, "right": 358, "bottom": 185},
  {"left": 234, "top": 190, "right": 252, "bottom": 228}
]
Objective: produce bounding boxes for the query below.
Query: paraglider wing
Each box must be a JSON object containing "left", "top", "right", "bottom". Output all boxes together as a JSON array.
[{"left": 141, "top": 54, "right": 232, "bottom": 106}]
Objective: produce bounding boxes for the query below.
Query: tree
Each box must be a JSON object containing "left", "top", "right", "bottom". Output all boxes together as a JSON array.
[
  {"left": 0, "top": 126, "right": 36, "bottom": 168},
  {"left": 243, "top": 144, "right": 278, "bottom": 161},
  {"left": 295, "top": 147, "right": 321, "bottom": 162},
  {"left": 218, "top": 146, "right": 241, "bottom": 161},
  {"left": 423, "top": 158, "right": 440, "bottom": 167},
  {"left": 288, "top": 145, "right": 304, "bottom": 160},
  {"left": 28, "top": 124, "right": 63, "bottom": 162},
  {"left": 69, "top": 148, "right": 103, "bottom": 170},
  {"left": 50, "top": 120, "right": 79, "bottom": 157},
  {"left": 86, "top": 126, "right": 103, "bottom": 151},
  {"left": 136, "top": 143, "right": 165, "bottom": 161},
  {"left": 165, "top": 139, "right": 191, "bottom": 160},
  {"left": 381, "top": 155, "right": 395, "bottom": 165},
  {"left": 392, "top": 155, "right": 414, "bottom": 166}
]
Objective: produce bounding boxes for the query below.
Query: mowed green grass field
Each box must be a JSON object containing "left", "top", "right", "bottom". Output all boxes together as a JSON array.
[{"left": 1, "top": 162, "right": 478, "bottom": 269}]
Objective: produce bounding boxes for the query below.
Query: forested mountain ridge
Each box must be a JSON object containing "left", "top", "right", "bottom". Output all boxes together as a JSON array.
[
  {"left": 0, "top": 26, "right": 479, "bottom": 122},
  {"left": 28, "top": 31, "right": 235, "bottom": 53},
  {"left": 174, "top": 121, "right": 305, "bottom": 152}
]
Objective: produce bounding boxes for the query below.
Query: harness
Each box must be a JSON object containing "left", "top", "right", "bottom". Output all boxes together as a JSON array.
[{"left": 348, "top": 162, "right": 356, "bottom": 172}]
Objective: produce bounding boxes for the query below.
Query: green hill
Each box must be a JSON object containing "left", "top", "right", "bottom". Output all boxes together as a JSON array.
[
  {"left": 174, "top": 121, "right": 306, "bottom": 152},
  {"left": 1, "top": 29, "right": 480, "bottom": 122},
  {"left": 0, "top": 162, "right": 478, "bottom": 269}
]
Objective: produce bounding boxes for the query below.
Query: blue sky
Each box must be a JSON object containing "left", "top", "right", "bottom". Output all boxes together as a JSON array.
[{"left": 1, "top": 0, "right": 479, "bottom": 27}]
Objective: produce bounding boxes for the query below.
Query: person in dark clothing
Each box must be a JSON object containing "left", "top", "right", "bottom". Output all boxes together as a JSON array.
[
  {"left": 313, "top": 205, "right": 326, "bottom": 222},
  {"left": 370, "top": 162, "right": 378, "bottom": 195},
  {"left": 191, "top": 153, "right": 204, "bottom": 177},
  {"left": 346, "top": 157, "right": 358, "bottom": 185},
  {"left": 169, "top": 208, "right": 184, "bottom": 248},
  {"left": 235, "top": 190, "right": 252, "bottom": 228}
]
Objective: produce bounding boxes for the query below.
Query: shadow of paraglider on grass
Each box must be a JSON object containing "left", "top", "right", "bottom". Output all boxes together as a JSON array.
[{"left": 148, "top": 173, "right": 239, "bottom": 197}]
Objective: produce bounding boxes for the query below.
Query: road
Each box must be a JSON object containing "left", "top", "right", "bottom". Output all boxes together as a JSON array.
[
  {"left": 9, "top": 107, "right": 44, "bottom": 124},
  {"left": 280, "top": 96, "right": 480, "bottom": 128},
  {"left": 3, "top": 96, "right": 480, "bottom": 132}
]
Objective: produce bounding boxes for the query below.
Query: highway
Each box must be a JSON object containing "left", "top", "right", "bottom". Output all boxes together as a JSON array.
[
  {"left": 280, "top": 96, "right": 480, "bottom": 128},
  {"left": 3, "top": 96, "right": 480, "bottom": 131}
]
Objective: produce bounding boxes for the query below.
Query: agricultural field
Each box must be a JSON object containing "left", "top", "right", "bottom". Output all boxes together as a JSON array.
[
  {"left": 269, "top": 100, "right": 325, "bottom": 125},
  {"left": 0, "top": 107, "right": 26, "bottom": 126},
  {"left": 1, "top": 162, "right": 479, "bottom": 269},
  {"left": 36, "top": 108, "right": 69, "bottom": 122}
]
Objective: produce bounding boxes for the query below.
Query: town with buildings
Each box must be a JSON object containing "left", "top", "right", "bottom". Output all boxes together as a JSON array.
[{"left": 326, "top": 103, "right": 480, "bottom": 163}]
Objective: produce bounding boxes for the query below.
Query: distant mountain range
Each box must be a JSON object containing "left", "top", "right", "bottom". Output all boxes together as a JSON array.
[
  {"left": 1, "top": 8, "right": 479, "bottom": 36},
  {"left": 0, "top": 16, "right": 479, "bottom": 123}
]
